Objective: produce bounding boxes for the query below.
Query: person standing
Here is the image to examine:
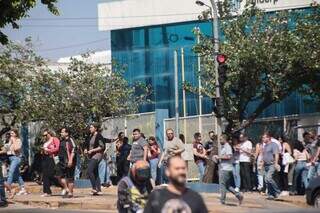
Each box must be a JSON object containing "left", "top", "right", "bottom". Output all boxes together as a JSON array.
[
  {"left": 116, "top": 135, "right": 131, "bottom": 181},
  {"left": 56, "top": 127, "right": 77, "bottom": 198},
  {"left": 158, "top": 128, "right": 185, "bottom": 183},
  {"left": 238, "top": 133, "right": 253, "bottom": 192},
  {"left": 262, "top": 132, "right": 281, "bottom": 199},
  {"left": 192, "top": 132, "right": 207, "bottom": 182},
  {"left": 127, "top": 129, "right": 149, "bottom": 165},
  {"left": 147, "top": 136, "right": 160, "bottom": 183},
  {"left": 144, "top": 156, "right": 208, "bottom": 213},
  {"left": 254, "top": 139, "right": 264, "bottom": 192},
  {"left": 203, "top": 131, "right": 219, "bottom": 183},
  {"left": 41, "top": 129, "right": 60, "bottom": 197},
  {"left": 214, "top": 134, "right": 243, "bottom": 205},
  {"left": 3, "top": 129, "right": 27, "bottom": 198},
  {"left": 232, "top": 136, "right": 241, "bottom": 192},
  {"left": 278, "top": 135, "right": 293, "bottom": 196},
  {"left": 84, "top": 123, "right": 105, "bottom": 195}
]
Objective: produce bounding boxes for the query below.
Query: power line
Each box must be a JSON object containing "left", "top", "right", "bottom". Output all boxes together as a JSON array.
[
  {"left": 37, "top": 38, "right": 110, "bottom": 52},
  {"left": 24, "top": 12, "right": 199, "bottom": 21}
]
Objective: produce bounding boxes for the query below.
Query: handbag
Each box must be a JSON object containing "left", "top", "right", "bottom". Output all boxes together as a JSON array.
[{"left": 282, "top": 152, "right": 295, "bottom": 165}]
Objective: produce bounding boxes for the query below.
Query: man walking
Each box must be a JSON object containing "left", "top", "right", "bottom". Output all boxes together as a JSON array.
[
  {"left": 214, "top": 134, "right": 243, "bottom": 205},
  {"left": 144, "top": 156, "right": 208, "bottom": 213},
  {"left": 203, "top": 131, "right": 219, "bottom": 183},
  {"left": 262, "top": 132, "right": 281, "bottom": 199}
]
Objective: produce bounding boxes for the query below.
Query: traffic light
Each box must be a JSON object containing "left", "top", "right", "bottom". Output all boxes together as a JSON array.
[{"left": 217, "top": 54, "right": 227, "bottom": 83}]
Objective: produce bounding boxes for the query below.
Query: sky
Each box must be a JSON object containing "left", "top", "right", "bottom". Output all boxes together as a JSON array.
[{"left": 3, "top": 0, "right": 110, "bottom": 61}]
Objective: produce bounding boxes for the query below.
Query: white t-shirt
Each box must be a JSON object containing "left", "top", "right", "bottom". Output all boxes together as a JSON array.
[{"left": 239, "top": 140, "right": 252, "bottom": 162}]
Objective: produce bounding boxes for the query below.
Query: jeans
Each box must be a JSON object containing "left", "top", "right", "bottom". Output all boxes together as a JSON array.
[
  {"left": 197, "top": 161, "right": 206, "bottom": 182},
  {"left": 257, "top": 166, "right": 264, "bottom": 190},
  {"left": 74, "top": 154, "right": 81, "bottom": 180},
  {"left": 149, "top": 158, "right": 159, "bottom": 181},
  {"left": 0, "top": 162, "right": 6, "bottom": 204},
  {"left": 293, "top": 161, "right": 308, "bottom": 193},
  {"left": 219, "top": 170, "right": 241, "bottom": 203},
  {"left": 233, "top": 162, "right": 241, "bottom": 189},
  {"left": 99, "top": 159, "right": 110, "bottom": 184},
  {"left": 88, "top": 158, "right": 101, "bottom": 191},
  {"left": 307, "top": 162, "right": 320, "bottom": 187},
  {"left": 264, "top": 165, "right": 281, "bottom": 197},
  {"left": 7, "top": 156, "right": 24, "bottom": 187}
]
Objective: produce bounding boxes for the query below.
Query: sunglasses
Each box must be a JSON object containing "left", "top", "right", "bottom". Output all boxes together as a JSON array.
[{"left": 43, "top": 134, "right": 48, "bottom": 137}]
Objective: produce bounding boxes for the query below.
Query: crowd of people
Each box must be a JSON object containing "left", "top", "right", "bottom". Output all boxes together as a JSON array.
[{"left": 0, "top": 122, "right": 319, "bottom": 211}]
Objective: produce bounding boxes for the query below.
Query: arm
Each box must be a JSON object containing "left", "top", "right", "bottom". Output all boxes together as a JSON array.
[
  {"left": 193, "top": 148, "right": 207, "bottom": 159},
  {"left": 218, "top": 154, "right": 232, "bottom": 160},
  {"left": 173, "top": 140, "right": 185, "bottom": 155},
  {"left": 254, "top": 144, "right": 260, "bottom": 160},
  {"left": 284, "top": 142, "right": 292, "bottom": 155},
  {"left": 143, "top": 145, "right": 149, "bottom": 161}
]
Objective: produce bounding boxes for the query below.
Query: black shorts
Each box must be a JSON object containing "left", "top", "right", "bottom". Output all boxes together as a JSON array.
[{"left": 56, "top": 163, "right": 75, "bottom": 181}]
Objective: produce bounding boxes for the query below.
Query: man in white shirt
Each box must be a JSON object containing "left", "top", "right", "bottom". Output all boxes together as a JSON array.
[{"left": 239, "top": 133, "right": 253, "bottom": 192}]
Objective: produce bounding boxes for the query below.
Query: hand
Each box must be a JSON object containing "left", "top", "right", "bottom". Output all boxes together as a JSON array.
[
  {"left": 87, "top": 150, "right": 93, "bottom": 155},
  {"left": 84, "top": 149, "right": 88, "bottom": 155},
  {"left": 275, "top": 164, "right": 281, "bottom": 171},
  {"left": 67, "top": 160, "right": 73, "bottom": 168}
]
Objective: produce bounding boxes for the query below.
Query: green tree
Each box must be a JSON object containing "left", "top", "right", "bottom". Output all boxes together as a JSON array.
[
  {"left": 0, "top": 0, "right": 59, "bottom": 44},
  {"left": 193, "top": 4, "right": 320, "bottom": 134},
  {"left": 0, "top": 39, "right": 149, "bottom": 138}
]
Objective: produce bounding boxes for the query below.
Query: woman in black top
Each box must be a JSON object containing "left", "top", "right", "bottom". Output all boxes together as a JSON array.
[
  {"left": 84, "top": 123, "right": 105, "bottom": 195},
  {"left": 116, "top": 133, "right": 131, "bottom": 181}
]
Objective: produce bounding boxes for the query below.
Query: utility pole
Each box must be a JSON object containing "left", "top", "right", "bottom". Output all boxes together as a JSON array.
[
  {"left": 181, "top": 48, "right": 187, "bottom": 136},
  {"left": 174, "top": 50, "right": 179, "bottom": 135},
  {"left": 196, "top": 28, "right": 203, "bottom": 133}
]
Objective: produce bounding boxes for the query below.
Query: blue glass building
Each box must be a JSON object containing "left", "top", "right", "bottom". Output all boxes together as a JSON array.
[{"left": 111, "top": 18, "right": 319, "bottom": 119}]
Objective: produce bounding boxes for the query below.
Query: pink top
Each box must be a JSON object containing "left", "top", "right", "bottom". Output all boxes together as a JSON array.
[{"left": 44, "top": 137, "right": 60, "bottom": 156}]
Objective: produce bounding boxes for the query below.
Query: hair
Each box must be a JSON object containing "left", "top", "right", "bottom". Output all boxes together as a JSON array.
[
  {"left": 43, "top": 128, "right": 55, "bottom": 137},
  {"left": 118, "top": 132, "right": 125, "bottom": 138},
  {"left": 61, "top": 127, "right": 71, "bottom": 136},
  {"left": 262, "top": 131, "right": 272, "bottom": 138},
  {"left": 220, "top": 134, "right": 228, "bottom": 141},
  {"left": 303, "top": 132, "right": 311, "bottom": 138},
  {"left": 90, "top": 122, "right": 101, "bottom": 132},
  {"left": 10, "top": 128, "right": 20, "bottom": 138},
  {"left": 179, "top": 134, "right": 185, "bottom": 144},
  {"left": 193, "top": 132, "right": 201, "bottom": 139},
  {"left": 166, "top": 128, "right": 174, "bottom": 133},
  {"left": 123, "top": 137, "right": 129, "bottom": 144},
  {"left": 293, "top": 140, "right": 305, "bottom": 152},
  {"left": 208, "top": 130, "right": 215, "bottom": 135},
  {"left": 167, "top": 156, "right": 185, "bottom": 168},
  {"left": 133, "top": 128, "right": 141, "bottom": 133},
  {"left": 148, "top": 136, "right": 156, "bottom": 142},
  {"left": 239, "top": 133, "right": 247, "bottom": 138},
  {"left": 279, "top": 135, "right": 288, "bottom": 143}
]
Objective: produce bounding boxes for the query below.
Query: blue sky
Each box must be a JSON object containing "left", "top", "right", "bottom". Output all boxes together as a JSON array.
[{"left": 3, "top": 0, "right": 110, "bottom": 61}]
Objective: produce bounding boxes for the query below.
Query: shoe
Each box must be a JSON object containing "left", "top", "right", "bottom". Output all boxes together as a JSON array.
[
  {"left": 41, "top": 193, "right": 51, "bottom": 197},
  {"left": 280, "top": 191, "right": 289, "bottom": 196},
  {"left": 266, "top": 195, "right": 275, "bottom": 200},
  {"left": 16, "top": 189, "right": 28, "bottom": 196},
  {"left": 235, "top": 187, "right": 240, "bottom": 193},
  {"left": 61, "top": 189, "right": 67, "bottom": 196},
  {"left": 237, "top": 193, "right": 244, "bottom": 205},
  {"left": 220, "top": 200, "right": 226, "bottom": 205}
]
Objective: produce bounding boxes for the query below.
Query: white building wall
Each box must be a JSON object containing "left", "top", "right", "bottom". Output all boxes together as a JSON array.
[{"left": 98, "top": 0, "right": 319, "bottom": 31}]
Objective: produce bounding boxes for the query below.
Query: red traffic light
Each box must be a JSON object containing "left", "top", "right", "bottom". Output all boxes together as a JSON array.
[{"left": 217, "top": 54, "right": 227, "bottom": 64}]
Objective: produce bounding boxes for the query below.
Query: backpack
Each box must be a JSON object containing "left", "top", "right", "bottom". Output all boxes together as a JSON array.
[{"left": 121, "top": 176, "right": 149, "bottom": 213}]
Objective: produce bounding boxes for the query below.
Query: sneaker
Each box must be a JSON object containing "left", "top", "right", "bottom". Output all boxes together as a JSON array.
[
  {"left": 237, "top": 193, "right": 244, "bottom": 205},
  {"left": 266, "top": 195, "right": 275, "bottom": 200},
  {"left": 61, "top": 189, "right": 68, "bottom": 196},
  {"left": 235, "top": 187, "right": 240, "bottom": 193},
  {"left": 280, "top": 191, "right": 289, "bottom": 196},
  {"left": 41, "top": 193, "right": 51, "bottom": 197},
  {"left": 220, "top": 200, "right": 226, "bottom": 205},
  {"left": 16, "top": 189, "right": 28, "bottom": 196}
]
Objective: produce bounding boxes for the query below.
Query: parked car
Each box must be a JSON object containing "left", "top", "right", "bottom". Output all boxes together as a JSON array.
[{"left": 306, "top": 175, "right": 320, "bottom": 208}]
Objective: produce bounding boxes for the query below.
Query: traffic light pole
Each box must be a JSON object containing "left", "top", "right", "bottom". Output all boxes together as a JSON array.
[{"left": 210, "top": 0, "right": 222, "bottom": 148}]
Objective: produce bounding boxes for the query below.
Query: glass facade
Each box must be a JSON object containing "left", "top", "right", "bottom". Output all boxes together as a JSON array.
[{"left": 111, "top": 16, "right": 319, "bottom": 118}]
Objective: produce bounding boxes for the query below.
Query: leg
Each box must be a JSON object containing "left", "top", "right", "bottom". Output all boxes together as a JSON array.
[
  {"left": 98, "top": 159, "right": 106, "bottom": 185},
  {"left": 0, "top": 162, "right": 7, "bottom": 205},
  {"left": 95, "top": 162, "right": 101, "bottom": 192},
  {"left": 233, "top": 163, "right": 241, "bottom": 190},
  {"left": 265, "top": 165, "right": 280, "bottom": 197},
  {"left": 87, "top": 159, "right": 98, "bottom": 191},
  {"left": 219, "top": 170, "right": 228, "bottom": 204},
  {"left": 197, "top": 161, "right": 205, "bottom": 182},
  {"left": 149, "top": 158, "right": 159, "bottom": 181}
]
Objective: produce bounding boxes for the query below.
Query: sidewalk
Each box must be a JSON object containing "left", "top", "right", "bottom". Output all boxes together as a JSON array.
[{"left": 10, "top": 183, "right": 309, "bottom": 213}]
